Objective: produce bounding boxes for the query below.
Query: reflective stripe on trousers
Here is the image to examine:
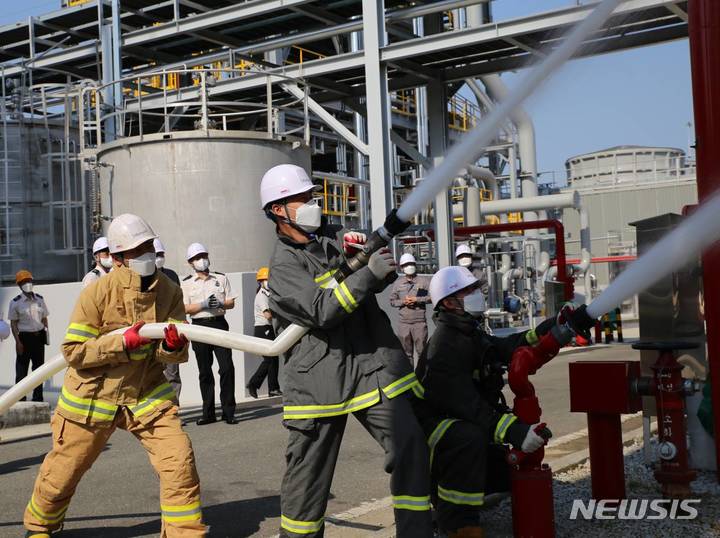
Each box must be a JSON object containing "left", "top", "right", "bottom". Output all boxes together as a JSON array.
[
  {"left": 281, "top": 515, "right": 324, "bottom": 535},
  {"left": 437, "top": 485, "right": 485, "bottom": 506},
  {"left": 392, "top": 495, "right": 432, "bottom": 511}
]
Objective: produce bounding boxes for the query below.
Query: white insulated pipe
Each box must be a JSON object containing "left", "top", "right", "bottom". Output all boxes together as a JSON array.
[
  {"left": 502, "top": 268, "right": 523, "bottom": 292},
  {"left": 0, "top": 323, "right": 308, "bottom": 416},
  {"left": 464, "top": 164, "right": 498, "bottom": 201},
  {"left": 479, "top": 192, "right": 579, "bottom": 215},
  {"left": 537, "top": 250, "right": 551, "bottom": 277}
]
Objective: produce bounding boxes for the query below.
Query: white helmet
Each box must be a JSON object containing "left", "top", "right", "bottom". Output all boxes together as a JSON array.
[
  {"left": 399, "top": 253, "right": 416, "bottom": 266},
  {"left": 260, "top": 164, "right": 320, "bottom": 209},
  {"left": 153, "top": 238, "right": 165, "bottom": 254},
  {"left": 92, "top": 236, "right": 109, "bottom": 254},
  {"left": 186, "top": 242, "right": 208, "bottom": 261},
  {"left": 455, "top": 244, "right": 473, "bottom": 258},
  {"left": 0, "top": 320, "right": 10, "bottom": 341},
  {"left": 429, "top": 266, "right": 478, "bottom": 309},
  {"left": 107, "top": 214, "right": 157, "bottom": 254}
]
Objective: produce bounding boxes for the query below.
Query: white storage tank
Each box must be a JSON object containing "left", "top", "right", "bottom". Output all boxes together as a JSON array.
[
  {"left": 566, "top": 145, "right": 688, "bottom": 187},
  {"left": 95, "top": 130, "right": 310, "bottom": 274}
]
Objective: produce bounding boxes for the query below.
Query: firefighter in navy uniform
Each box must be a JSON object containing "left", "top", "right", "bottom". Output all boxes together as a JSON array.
[
  {"left": 261, "top": 164, "right": 433, "bottom": 538},
  {"left": 414, "top": 266, "right": 561, "bottom": 538}
]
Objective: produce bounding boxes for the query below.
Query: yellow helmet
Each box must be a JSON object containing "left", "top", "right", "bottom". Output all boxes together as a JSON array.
[
  {"left": 256, "top": 267, "right": 269, "bottom": 281},
  {"left": 15, "top": 269, "right": 33, "bottom": 284}
]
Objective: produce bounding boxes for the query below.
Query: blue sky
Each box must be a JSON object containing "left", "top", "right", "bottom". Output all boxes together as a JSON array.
[{"left": 1, "top": 0, "right": 694, "bottom": 179}]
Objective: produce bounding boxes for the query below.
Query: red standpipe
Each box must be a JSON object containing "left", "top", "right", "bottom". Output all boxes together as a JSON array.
[
  {"left": 689, "top": 0, "right": 720, "bottom": 479},
  {"left": 506, "top": 330, "right": 565, "bottom": 538},
  {"left": 453, "top": 220, "right": 574, "bottom": 301}
]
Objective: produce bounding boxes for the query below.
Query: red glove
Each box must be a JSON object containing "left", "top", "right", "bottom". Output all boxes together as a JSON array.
[
  {"left": 163, "top": 323, "right": 188, "bottom": 351},
  {"left": 123, "top": 321, "right": 152, "bottom": 351},
  {"left": 343, "top": 232, "right": 367, "bottom": 255}
]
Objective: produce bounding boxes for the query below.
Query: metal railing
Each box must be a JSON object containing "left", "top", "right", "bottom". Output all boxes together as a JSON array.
[{"left": 78, "top": 67, "right": 312, "bottom": 151}]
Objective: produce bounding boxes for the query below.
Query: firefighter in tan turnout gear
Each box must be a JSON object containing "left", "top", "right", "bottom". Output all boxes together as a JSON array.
[
  {"left": 261, "top": 164, "right": 433, "bottom": 538},
  {"left": 23, "top": 213, "right": 206, "bottom": 538}
]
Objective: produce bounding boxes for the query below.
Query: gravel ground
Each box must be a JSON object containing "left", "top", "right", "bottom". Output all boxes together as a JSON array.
[{"left": 481, "top": 440, "right": 720, "bottom": 538}]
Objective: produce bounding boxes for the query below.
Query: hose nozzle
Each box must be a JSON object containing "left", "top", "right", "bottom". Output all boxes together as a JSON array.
[{"left": 335, "top": 210, "right": 410, "bottom": 283}]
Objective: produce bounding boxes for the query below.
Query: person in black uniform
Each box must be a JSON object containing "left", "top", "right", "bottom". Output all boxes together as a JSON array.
[
  {"left": 246, "top": 267, "right": 282, "bottom": 398},
  {"left": 414, "top": 266, "right": 559, "bottom": 538},
  {"left": 181, "top": 242, "right": 237, "bottom": 425},
  {"left": 155, "top": 238, "right": 183, "bottom": 402},
  {"left": 9, "top": 270, "right": 49, "bottom": 402}
]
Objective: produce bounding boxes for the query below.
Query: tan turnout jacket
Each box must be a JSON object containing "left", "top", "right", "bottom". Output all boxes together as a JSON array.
[{"left": 59, "top": 264, "right": 188, "bottom": 427}]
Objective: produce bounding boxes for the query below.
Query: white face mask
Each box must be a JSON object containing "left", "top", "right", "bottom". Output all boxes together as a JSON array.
[
  {"left": 463, "top": 289, "right": 487, "bottom": 317},
  {"left": 155, "top": 256, "right": 165, "bottom": 269},
  {"left": 292, "top": 200, "right": 322, "bottom": 233},
  {"left": 128, "top": 252, "right": 157, "bottom": 277},
  {"left": 21, "top": 283, "right": 33, "bottom": 294},
  {"left": 99, "top": 256, "right": 113, "bottom": 269},
  {"left": 458, "top": 256, "right": 473, "bottom": 268},
  {"left": 403, "top": 265, "right": 417, "bottom": 276},
  {"left": 193, "top": 258, "right": 210, "bottom": 272}
]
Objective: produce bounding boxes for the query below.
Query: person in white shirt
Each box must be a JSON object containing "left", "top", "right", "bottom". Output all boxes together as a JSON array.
[
  {"left": 246, "top": 267, "right": 282, "bottom": 399},
  {"left": 180, "top": 243, "right": 237, "bottom": 425},
  {"left": 8, "top": 270, "right": 49, "bottom": 402},
  {"left": 81, "top": 237, "right": 113, "bottom": 288}
]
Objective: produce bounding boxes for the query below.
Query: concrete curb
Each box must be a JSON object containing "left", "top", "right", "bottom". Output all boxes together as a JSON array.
[{"left": 0, "top": 401, "right": 51, "bottom": 429}]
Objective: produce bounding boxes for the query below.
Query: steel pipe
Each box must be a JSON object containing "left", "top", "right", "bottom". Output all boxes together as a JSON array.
[{"left": 688, "top": 0, "right": 720, "bottom": 479}]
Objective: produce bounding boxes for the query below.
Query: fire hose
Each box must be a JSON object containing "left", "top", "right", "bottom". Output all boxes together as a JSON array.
[{"left": 0, "top": 323, "right": 307, "bottom": 416}]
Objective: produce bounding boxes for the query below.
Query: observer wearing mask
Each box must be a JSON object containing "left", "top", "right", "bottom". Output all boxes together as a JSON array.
[{"left": 388, "top": 253, "right": 431, "bottom": 367}]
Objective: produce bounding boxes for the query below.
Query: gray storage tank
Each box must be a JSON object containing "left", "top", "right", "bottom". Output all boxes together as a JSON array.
[
  {"left": 95, "top": 130, "right": 310, "bottom": 274},
  {"left": 0, "top": 119, "right": 86, "bottom": 284}
]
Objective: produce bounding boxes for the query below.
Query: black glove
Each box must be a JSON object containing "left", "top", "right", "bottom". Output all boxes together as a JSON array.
[
  {"left": 560, "top": 303, "right": 596, "bottom": 339},
  {"left": 202, "top": 294, "right": 221, "bottom": 310}
]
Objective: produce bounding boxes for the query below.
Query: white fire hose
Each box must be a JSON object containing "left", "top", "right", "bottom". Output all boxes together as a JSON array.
[{"left": 0, "top": 323, "right": 308, "bottom": 416}]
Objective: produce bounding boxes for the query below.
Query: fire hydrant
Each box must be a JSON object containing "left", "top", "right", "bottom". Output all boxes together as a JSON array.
[
  {"left": 632, "top": 341, "right": 699, "bottom": 497},
  {"left": 507, "top": 325, "right": 572, "bottom": 538}
]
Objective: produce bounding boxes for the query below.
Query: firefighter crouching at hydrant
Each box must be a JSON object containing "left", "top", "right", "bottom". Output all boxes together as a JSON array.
[
  {"left": 23, "top": 213, "right": 206, "bottom": 538},
  {"left": 260, "top": 164, "right": 433, "bottom": 538},
  {"left": 413, "top": 266, "right": 564, "bottom": 538}
]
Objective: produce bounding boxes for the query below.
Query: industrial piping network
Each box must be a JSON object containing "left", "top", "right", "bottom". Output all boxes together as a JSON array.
[{"left": 475, "top": 191, "right": 592, "bottom": 301}]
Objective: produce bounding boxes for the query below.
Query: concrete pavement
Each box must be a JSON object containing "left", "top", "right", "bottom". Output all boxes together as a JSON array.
[{"left": 0, "top": 342, "right": 643, "bottom": 537}]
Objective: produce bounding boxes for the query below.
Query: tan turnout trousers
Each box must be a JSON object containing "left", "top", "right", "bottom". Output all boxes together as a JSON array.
[{"left": 24, "top": 407, "right": 205, "bottom": 537}]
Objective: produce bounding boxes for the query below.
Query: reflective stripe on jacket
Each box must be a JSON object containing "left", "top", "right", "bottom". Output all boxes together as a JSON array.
[
  {"left": 268, "top": 226, "right": 420, "bottom": 421},
  {"left": 58, "top": 264, "right": 188, "bottom": 427}
]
